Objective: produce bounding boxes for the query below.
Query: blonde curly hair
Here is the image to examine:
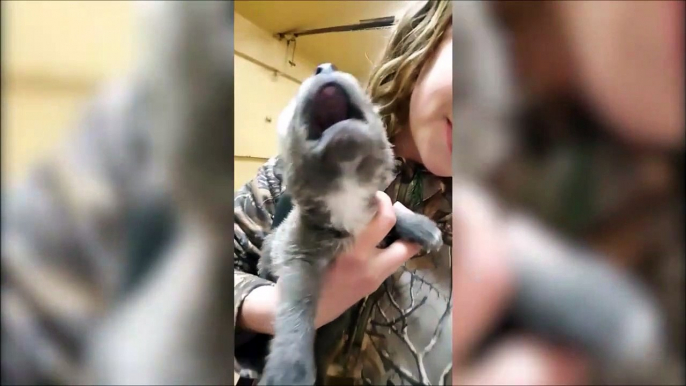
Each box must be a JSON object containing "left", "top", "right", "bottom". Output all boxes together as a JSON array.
[{"left": 367, "top": 0, "right": 452, "bottom": 139}]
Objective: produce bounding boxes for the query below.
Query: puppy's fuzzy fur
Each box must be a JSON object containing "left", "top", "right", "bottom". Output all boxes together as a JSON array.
[{"left": 256, "top": 71, "right": 443, "bottom": 385}]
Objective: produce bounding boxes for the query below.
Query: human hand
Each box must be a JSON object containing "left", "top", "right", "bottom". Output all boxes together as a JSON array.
[
  {"left": 239, "top": 191, "right": 420, "bottom": 334},
  {"left": 313, "top": 190, "right": 422, "bottom": 327},
  {"left": 452, "top": 184, "right": 588, "bottom": 385}
]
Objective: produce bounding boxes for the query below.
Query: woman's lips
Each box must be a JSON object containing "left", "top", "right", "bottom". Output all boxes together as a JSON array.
[
  {"left": 670, "top": 0, "right": 684, "bottom": 68},
  {"left": 446, "top": 118, "right": 453, "bottom": 153}
]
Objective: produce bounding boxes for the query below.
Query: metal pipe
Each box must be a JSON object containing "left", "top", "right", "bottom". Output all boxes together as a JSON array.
[{"left": 277, "top": 16, "right": 395, "bottom": 39}]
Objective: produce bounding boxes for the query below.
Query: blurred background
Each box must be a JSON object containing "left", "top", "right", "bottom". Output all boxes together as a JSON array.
[{"left": 3, "top": 1, "right": 134, "bottom": 187}]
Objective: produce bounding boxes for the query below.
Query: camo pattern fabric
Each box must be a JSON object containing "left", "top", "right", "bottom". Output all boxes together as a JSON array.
[
  {"left": 233, "top": 156, "right": 453, "bottom": 385},
  {"left": 487, "top": 101, "right": 685, "bottom": 384}
]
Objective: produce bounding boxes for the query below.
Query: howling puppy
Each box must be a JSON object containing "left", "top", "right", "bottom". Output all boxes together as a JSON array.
[{"left": 257, "top": 65, "right": 444, "bottom": 386}]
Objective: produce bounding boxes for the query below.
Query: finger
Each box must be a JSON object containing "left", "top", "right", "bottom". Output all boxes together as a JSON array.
[
  {"left": 353, "top": 191, "right": 397, "bottom": 253},
  {"left": 371, "top": 240, "right": 421, "bottom": 278},
  {"left": 453, "top": 184, "right": 515, "bottom": 363},
  {"left": 455, "top": 336, "right": 588, "bottom": 385},
  {"left": 392, "top": 201, "right": 413, "bottom": 215}
]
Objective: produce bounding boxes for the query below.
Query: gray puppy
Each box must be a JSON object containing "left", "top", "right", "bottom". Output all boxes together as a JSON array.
[{"left": 256, "top": 67, "right": 444, "bottom": 385}]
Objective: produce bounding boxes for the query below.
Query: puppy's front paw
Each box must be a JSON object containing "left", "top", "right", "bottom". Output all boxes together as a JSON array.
[
  {"left": 394, "top": 208, "right": 444, "bottom": 253},
  {"left": 414, "top": 216, "right": 444, "bottom": 252},
  {"left": 259, "top": 355, "right": 316, "bottom": 386}
]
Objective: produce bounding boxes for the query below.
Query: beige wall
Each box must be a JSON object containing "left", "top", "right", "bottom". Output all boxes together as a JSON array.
[
  {"left": 232, "top": 13, "right": 319, "bottom": 189},
  {"left": 3, "top": 2, "right": 319, "bottom": 191}
]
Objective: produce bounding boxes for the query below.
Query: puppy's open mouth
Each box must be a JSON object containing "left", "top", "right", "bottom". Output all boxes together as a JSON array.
[{"left": 308, "top": 82, "right": 364, "bottom": 140}]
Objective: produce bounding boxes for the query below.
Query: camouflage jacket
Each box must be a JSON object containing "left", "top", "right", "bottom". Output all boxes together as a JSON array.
[{"left": 234, "top": 156, "right": 453, "bottom": 385}]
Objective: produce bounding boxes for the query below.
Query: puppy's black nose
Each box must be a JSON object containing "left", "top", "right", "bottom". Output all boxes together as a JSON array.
[{"left": 315, "top": 63, "right": 337, "bottom": 75}]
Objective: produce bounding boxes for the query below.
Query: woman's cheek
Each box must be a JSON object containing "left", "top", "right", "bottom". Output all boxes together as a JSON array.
[
  {"left": 556, "top": 1, "right": 684, "bottom": 147},
  {"left": 424, "top": 134, "right": 452, "bottom": 176}
]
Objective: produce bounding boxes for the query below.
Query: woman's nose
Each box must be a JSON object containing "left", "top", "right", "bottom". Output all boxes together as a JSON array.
[{"left": 315, "top": 63, "right": 337, "bottom": 75}]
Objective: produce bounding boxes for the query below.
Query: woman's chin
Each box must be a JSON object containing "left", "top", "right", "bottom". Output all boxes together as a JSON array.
[{"left": 424, "top": 154, "right": 452, "bottom": 177}]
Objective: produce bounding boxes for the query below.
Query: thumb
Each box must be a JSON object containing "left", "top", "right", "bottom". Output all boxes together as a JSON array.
[{"left": 371, "top": 240, "right": 421, "bottom": 278}]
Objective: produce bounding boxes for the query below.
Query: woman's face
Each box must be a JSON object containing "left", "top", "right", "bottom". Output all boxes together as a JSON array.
[
  {"left": 556, "top": 1, "right": 684, "bottom": 148},
  {"left": 408, "top": 26, "right": 453, "bottom": 177}
]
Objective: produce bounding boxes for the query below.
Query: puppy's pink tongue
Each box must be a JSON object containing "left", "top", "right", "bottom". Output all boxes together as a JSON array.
[{"left": 314, "top": 85, "right": 349, "bottom": 131}]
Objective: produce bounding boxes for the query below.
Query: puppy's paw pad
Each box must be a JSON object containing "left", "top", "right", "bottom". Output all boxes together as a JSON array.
[
  {"left": 423, "top": 224, "right": 443, "bottom": 252},
  {"left": 402, "top": 215, "right": 443, "bottom": 252}
]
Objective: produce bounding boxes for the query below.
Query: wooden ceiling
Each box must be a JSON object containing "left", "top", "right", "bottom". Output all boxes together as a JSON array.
[{"left": 235, "top": 1, "right": 416, "bottom": 81}]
